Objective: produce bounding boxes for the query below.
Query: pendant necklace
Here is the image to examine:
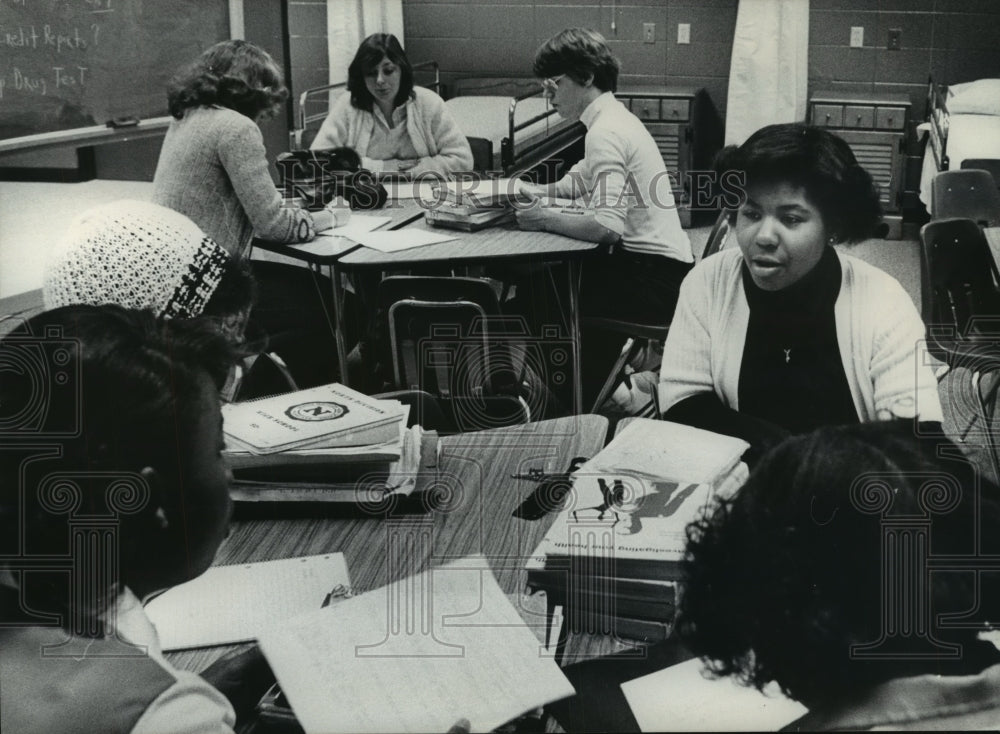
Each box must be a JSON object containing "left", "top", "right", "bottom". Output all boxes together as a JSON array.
[{"left": 783, "top": 348, "right": 792, "bottom": 364}]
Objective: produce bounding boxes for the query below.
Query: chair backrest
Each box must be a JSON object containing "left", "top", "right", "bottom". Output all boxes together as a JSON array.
[
  {"left": 931, "top": 169, "right": 1000, "bottom": 227},
  {"left": 919, "top": 218, "right": 1000, "bottom": 350},
  {"left": 376, "top": 276, "right": 529, "bottom": 431},
  {"left": 961, "top": 159, "right": 1000, "bottom": 191},
  {"left": 467, "top": 136, "right": 493, "bottom": 173},
  {"left": 701, "top": 210, "right": 734, "bottom": 259}
]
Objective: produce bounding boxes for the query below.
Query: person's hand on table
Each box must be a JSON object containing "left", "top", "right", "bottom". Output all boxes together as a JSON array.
[
  {"left": 313, "top": 196, "right": 351, "bottom": 232},
  {"left": 199, "top": 645, "right": 275, "bottom": 726},
  {"left": 514, "top": 196, "right": 552, "bottom": 232},
  {"left": 513, "top": 178, "right": 544, "bottom": 199}
]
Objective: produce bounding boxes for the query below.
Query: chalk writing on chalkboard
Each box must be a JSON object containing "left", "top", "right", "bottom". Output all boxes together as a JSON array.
[{"left": 0, "top": 0, "right": 229, "bottom": 141}]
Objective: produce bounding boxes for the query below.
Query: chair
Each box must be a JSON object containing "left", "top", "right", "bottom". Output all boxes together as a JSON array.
[
  {"left": 961, "top": 159, "right": 1000, "bottom": 192},
  {"left": 376, "top": 276, "right": 532, "bottom": 433},
  {"left": 920, "top": 217, "right": 1000, "bottom": 479},
  {"left": 701, "top": 209, "right": 735, "bottom": 260},
  {"left": 931, "top": 169, "right": 1000, "bottom": 227},
  {"left": 585, "top": 210, "right": 736, "bottom": 415}
]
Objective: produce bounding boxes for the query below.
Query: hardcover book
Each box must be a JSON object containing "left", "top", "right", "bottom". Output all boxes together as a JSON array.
[{"left": 222, "top": 383, "right": 406, "bottom": 455}]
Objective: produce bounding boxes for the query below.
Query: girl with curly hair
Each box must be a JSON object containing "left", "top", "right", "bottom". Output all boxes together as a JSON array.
[
  {"left": 153, "top": 40, "right": 345, "bottom": 387},
  {"left": 679, "top": 420, "right": 1000, "bottom": 729}
]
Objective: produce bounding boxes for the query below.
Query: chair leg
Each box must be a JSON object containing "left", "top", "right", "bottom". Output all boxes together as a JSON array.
[{"left": 590, "top": 337, "right": 641, "bottom": 414}]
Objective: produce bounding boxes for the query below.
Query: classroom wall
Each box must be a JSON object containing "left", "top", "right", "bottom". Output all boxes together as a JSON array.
[
  {"left": 403, "top": 0, "right": 737, "bottom": 118},
  {"left": 402, "top": 0, "right": 1000, "bottom": 210}
]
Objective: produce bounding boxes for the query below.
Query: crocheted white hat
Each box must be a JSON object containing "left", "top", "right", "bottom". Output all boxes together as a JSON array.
[{"left": 43, "top": 200, "right": 229, "bottom": 319}]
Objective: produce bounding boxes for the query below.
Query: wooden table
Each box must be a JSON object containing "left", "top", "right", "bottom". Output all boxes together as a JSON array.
[
  {"left": 166, "top": 413, "right": 695, "bottom": 732},
  {"left": 167, "top": 414, "right": 615, "bottom": 673},
  {"left": 334, "top": 216, "right": 605, "bottom": 414}
]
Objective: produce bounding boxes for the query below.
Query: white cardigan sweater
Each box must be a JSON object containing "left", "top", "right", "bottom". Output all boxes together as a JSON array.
[
  {"left": 310, "top": 87, "right": 473, "bottom": 176},
  {"left": 658, "top": 248, "right": 943, "bottom": 423}
]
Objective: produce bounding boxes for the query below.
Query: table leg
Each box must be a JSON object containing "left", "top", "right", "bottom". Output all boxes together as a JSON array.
[
  {"left": 567, "top": 260, "right": 583, "bottom": 415},
  {"left": 327, "top": 262, "right": 351, "bottom": 387}
]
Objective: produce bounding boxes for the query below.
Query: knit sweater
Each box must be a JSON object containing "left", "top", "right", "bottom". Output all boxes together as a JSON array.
[
  {"left": 310, "top": 87, "right": 473, "bottom": 176},
  {"left": 153, "top": 106, "right": 316, "bottom": 258},
  {"left": 658, "top": 248, "right": 943, "bottom": 423}
]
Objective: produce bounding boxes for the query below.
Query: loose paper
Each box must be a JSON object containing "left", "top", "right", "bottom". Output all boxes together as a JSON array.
[
  {"left": 621, "top": 658, "right": 806, "bottom": 732},
  {"left": 145, "top": 554, "right": 351, "bottom": 650},
  {"left": 351, "top": 228, "right": 457, "bottom": 253},
  {"left": 257, "top": 555, "right": 575, "bottom": 733}
]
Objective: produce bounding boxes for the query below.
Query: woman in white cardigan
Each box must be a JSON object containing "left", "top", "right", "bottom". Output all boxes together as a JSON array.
[
  {"left": 659, "top": 123, "right": 942, "bottom": 459},
  {"left": 310, "top": 33, "right": 472, "bottom": 177}
]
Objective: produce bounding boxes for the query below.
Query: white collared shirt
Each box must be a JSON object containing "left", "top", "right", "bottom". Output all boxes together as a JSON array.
[{"left": 554, "top": 91, "right": 692, "bottom": 262}]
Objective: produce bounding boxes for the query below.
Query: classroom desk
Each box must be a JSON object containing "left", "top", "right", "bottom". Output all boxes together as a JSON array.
[
  {"left": 163, "top": 412, "right": 695, "bottom": 732},
  {"left": 250, "top": 200, "right": 426, "bottom": 376},
  {"left": 334, "top": 215, "right": 605, "bottom": 414},
  {"left": 167, "top": 414, "right": 617, "bottom": 672}
]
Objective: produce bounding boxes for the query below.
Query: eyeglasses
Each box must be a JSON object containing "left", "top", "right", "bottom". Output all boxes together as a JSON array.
[{"left": 541, "top": 75, "right": 566, "bottom": 94}]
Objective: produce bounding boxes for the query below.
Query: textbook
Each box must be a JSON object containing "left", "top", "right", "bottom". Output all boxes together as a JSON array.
[
  {"left": 529, "top": 463, "right": 750, "bottom": 581},
  {"left": 433, "top": 177, "right": 531, "bottom": 207},
  {"left": 229, "top": 426, "right": 439, "bottom": 505},
  {"left": 222, "top": 383, "right": 406, "bottom": 455},
  {"left": 224, "top": 406, "right": 410, "bottom": 470},
  {"left": 424, "top": 203, "right": 515, "bottom": 231}
]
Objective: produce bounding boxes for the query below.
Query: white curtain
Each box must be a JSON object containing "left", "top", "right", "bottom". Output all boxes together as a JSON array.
[
  {"left": 724, "top": 0, "right": 809, "bottom": 146},
  {"left": 326, "top": 0, "right": 404, "bottom": 86}
]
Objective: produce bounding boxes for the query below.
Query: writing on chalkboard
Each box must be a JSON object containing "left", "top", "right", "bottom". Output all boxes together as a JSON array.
[{"left": 0, "top": 0, "right": 229, "bottom": 141}]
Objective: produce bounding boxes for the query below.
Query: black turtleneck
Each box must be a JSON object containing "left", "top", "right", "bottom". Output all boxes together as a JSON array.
[{"left": 737, "top": 246, "right": 859, "bottom": 434}]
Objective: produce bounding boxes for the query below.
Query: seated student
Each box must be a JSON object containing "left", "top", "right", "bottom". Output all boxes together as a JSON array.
[
  {"left": 0, "top": 304, "right": 473, "bottom": 734},
  {"left": 310, "top": 33, "right": 473, "bottom": 177},
  {"left": 154, "top": 39, "right": 340, "bottom": 258},
  {"left": 0, "top": 305, "right": 261, "bottom": 733},
  {"left": 679, "top": 420, "right": 1000, "bottom": 730},
  {"left": 39, "top": 199, "right": 303, "bottom": 398},
  {"left": 512, "top": 28, "right": 693, "bottom": 409},
  {"left": 153, "top": 40, "right": 345, "bottom": 388},
  {"left": 659, "top": 123, "right": 942, "bottom": 458}
]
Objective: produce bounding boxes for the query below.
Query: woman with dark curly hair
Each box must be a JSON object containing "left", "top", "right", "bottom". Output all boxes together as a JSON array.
[
  {"left": 310, "top": 33, "right": 472, "bottom": 177},
  {"left": 153, "top": 40, "right": 346, "bottom": 387},
  {"left": 659, "top": 123, "right": 941, "bottom": 458},
  {"left": 679, "top": 420, "right": 1000, "bottom": 730}
]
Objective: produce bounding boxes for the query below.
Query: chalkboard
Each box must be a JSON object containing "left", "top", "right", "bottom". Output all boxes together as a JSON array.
[{"left": 0, "top": 0, "right": 230, "bottom": 141}]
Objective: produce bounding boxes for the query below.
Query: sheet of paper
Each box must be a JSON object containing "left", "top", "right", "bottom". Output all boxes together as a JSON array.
[
  {"left": 352, "top": 228, "right": 456, "bottom": 253},
  {"left": 145, "top": 554, "right": 350, "bottom": 650},
  {"left": 290, "top": 215, "right": 393, "bottom": 257},
  {"left": 318, "top": 214, "right": 392, "bottom": 238},
  {"left": 381, "top": 179, "right": 442, "bottom": 202},
  {"left": 621, "top": 658, "right": 806, "bottom": 732},
  {"left": 257, "top": 555, "right": 575, "bottom": 734}
]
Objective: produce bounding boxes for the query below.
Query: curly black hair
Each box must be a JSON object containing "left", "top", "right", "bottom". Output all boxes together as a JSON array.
[
  {"left": 0, "top": 305, "right": 242, "bottom": 631},
  {"left": 533, "top": 28, "right": 620, "bottom": 93},
  {"left": 167, "top": 39, "right": 288, "bottom": 120},
  {"left": 677, "top": 420, "right": 1000, "bottom": 709},
  {"left": 714, "top": 123, "right": 882, "bottom": 243}
]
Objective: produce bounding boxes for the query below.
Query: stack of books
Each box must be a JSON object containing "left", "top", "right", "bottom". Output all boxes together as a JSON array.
[
  {"left": 424, "top": 177, "right": 527, "bottom": 232},
  {"left": 222, "top": 383, "right": 436, "bottom": 505},
  {"left": 525, "top": 419, "right": 750, "bottom": 642}
]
